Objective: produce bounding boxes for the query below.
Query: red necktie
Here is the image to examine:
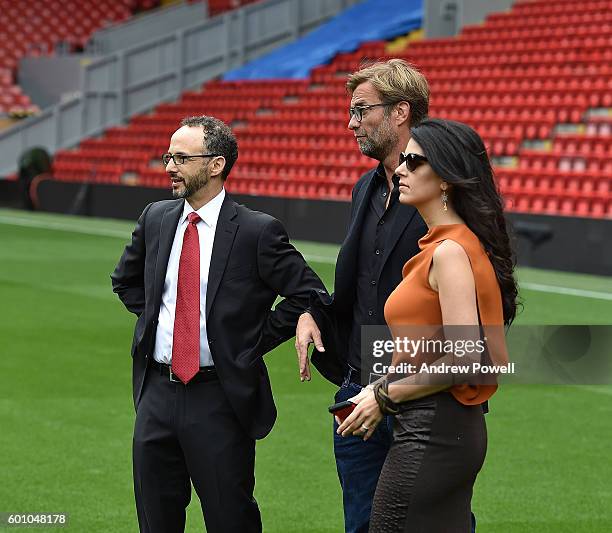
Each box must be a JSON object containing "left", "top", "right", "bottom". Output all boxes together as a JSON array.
[{"left": 171, "top": 211, "right": 201, "bottom": 384}]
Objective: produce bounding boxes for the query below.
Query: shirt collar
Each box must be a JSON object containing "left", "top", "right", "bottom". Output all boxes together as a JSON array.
[
  {"left": 373, "top": 162, "right": 387, "bottom": 184},
  {"left": 181, "top": 188, "right": 226, "bottom": 228},
  {"left": 373, "top": 162, "right": 399, "bottom": 187},
  {"left": 373, "top": 162, "right": 399, "bottom": 189}
]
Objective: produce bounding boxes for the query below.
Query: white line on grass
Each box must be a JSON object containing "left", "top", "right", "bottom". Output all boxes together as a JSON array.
[
  {"left": 581, "top": 386, "right": 612, "bottom": 397},
  {"left": 520, "top": 282, "right": 612, "bottom": 301},
  {"left": 2, "top": 214, "right": 612, "bottom": 301},
  {"left": 302, "top": 254, "right": 338, "bottom": 263},
  {"left": 0, "top": 215, "right": 129, "bottom": 239}
]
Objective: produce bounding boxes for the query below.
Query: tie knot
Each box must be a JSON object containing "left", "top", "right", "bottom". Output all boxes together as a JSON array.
[{"left": 188, "top": 212, "right": 201, "bottom": 225}]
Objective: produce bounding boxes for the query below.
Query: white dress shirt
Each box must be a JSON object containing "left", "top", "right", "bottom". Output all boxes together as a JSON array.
[{"left": 153, "top": 189, "right": 225, "bottom": 367}]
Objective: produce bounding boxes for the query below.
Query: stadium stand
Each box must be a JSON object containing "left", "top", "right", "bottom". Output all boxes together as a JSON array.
[
  {"left": 222, "top": 0, "right": 421, "bottom": 80},
  {"left": 48, "top": 0, "right": 611, "bottom": 219},
  {"left": 0, "top": 0, "right": 264, "bottom": 118},
  {"left": 0, "top": 0, "right": 138, "bottom": 116}
]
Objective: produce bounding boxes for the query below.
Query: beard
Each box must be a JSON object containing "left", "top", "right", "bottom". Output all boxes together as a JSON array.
[
  {"left": 172, "top": 166, "right": 210, "bottom": 199},
  {"left": 357, "top": 116, "right": 399, "bottom": 162}
]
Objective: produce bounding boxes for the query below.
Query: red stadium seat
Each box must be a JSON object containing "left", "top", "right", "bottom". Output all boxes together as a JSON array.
[{"left": 35, "top": 0, "right": 610, "bottom": 218}]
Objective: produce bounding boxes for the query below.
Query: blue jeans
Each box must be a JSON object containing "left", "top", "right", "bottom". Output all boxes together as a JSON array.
[
  {"left": 333, "top": 382, "right": 477, "bottom": 533},
  {"left": 333, "top": 382, "right": 393, "bottom": 533}
]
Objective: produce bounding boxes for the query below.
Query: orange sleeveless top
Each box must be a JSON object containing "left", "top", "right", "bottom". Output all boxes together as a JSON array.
[{"left": 384, "top": 224, "right": 507, "bottom": 405}]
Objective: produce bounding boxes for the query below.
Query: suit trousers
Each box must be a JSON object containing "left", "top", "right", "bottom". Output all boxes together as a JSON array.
[{"left": 132, "top": 365, "right": 261, "bottom": 533}]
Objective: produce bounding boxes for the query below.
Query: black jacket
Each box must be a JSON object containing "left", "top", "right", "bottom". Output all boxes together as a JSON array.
[
  {"left": 111, "top": 195, "right": 327, "bottom": 439},
  {"left": 310, "top": 168, "right": 427, "bottom": 385}
]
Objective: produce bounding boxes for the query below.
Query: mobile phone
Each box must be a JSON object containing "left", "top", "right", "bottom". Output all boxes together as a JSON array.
[{"left": 328, "top": 400, "right": 356, "bottom": 423}]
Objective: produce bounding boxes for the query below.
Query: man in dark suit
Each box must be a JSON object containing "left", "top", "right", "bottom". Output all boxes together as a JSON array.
[
  {"left": 295, "top": 60, "right": 430, "bottom": 533},
  {"left": 111, "top": 115, "right": 326, "bottom": 533}
]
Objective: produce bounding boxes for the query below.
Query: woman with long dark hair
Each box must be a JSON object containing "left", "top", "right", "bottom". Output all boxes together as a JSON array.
[{"left": 336, "top": 118, "right": 518, "bottom": 532}]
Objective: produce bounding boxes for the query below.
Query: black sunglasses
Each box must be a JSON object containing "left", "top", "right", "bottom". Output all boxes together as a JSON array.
[{"left": 399, "top": 152, "right": 428, "bottom": 172}]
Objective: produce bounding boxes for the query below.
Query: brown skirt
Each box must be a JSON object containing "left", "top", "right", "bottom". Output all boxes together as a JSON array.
[{"left": 369, "top": 392, "right": 487, "bottom": 533}]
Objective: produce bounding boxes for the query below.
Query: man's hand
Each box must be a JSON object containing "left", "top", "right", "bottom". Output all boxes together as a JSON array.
[{"left": 294, "top": 312, "right": 324, "bottom": 382}]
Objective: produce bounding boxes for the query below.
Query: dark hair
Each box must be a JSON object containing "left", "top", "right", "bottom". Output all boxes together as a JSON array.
[
  {"left": 410, "top": 118, "right": 518, "bottom": 325},
  {"left": 180, "top": 115, "right": 238, "bottom": 180}
]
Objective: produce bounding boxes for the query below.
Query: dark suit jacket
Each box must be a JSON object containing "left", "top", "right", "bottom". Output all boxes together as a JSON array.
[
  {"left": 111, "top": 194, "right": 327, "bottom": 440},
  {"left": 310, "top": 167, "right": 428, "bottom": 385}
]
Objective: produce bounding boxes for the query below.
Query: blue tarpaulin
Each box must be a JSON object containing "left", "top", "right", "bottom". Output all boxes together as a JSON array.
[{"left": 223, "top": 0, "right": 422, "bottom": 80}]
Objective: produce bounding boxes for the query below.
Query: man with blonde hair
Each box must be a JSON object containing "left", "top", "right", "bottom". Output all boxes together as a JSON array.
[{"left": 295, "top": 59, "right": 431, "bottom": 533}]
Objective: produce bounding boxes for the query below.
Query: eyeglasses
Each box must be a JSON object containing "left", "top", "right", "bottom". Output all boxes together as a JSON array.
[
  {"left": 399, "top": 152, "right": 428, "bottom": 172},
  {"left": 162, "top": 153, "right": 219, "bottom": 166},
  {"left": 348, "top": 103, "right": 392, "bottom": 122}
]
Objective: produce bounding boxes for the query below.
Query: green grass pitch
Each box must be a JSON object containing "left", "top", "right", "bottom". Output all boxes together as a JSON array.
[{"left": 0, "top": 208, "right": 611, "bottom": 532}]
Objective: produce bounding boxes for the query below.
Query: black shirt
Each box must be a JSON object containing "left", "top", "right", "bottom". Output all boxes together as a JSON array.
[{"left": 347, "top": 163, "right": 401, "bottom": 372}]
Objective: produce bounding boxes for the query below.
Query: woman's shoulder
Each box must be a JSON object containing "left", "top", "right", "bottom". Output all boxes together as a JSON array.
[
  {"left": 431, "top": 239, "right": 475, "bottom": 292},
  {"left": 440, "top": 224, "right": 489, "bottom": 263},
  {"left": 432, "top": 238, "right": 470, "bottom": 262}
]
